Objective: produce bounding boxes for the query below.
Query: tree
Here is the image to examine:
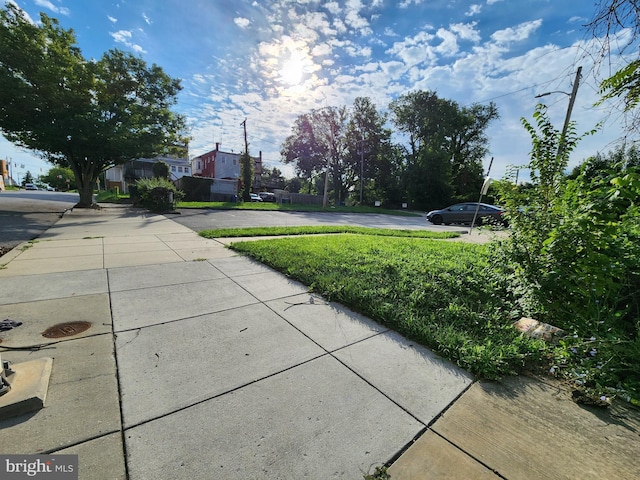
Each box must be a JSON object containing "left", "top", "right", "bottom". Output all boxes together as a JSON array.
[
  {"left": 0, "top": 4, "right": 186, "bottom": 207},
  {"left": 346, "top": 97, "right": 393, "bottom": 204},
  {"left": 261, "top": 167, "right": 285, "bottom": 189},
  {"left": 21, "top": 170, "right": 33, "bottom": 186},
  {"left": 587, "top": 1, "right": 640, "bottom": 133},
  {"left": 390, "top": 90, "right": 498, "bottom": 209},
  {"left": 41, "top": 166, "right": 74, "bottom": 191},
  {"left": 240, "top": 151, "right": 253, "bottom": 201},
  {"left": 152, "top": 160, "right": 170, "bottom": 179},
  {"left": 281, "top": 106, "right": 349, "bottom": 205}
]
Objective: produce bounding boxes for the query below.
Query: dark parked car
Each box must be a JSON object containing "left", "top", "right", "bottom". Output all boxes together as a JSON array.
[
  {"left": 426, "top": 202, "right": 506, "bottom": 226},
  {"left": 258, "top": 192, "right": 276, "bottom": 202}
]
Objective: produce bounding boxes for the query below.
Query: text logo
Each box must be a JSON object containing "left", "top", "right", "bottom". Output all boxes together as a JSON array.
[{"left": 1, "top": 455, "right": 78, "bottom": 479}]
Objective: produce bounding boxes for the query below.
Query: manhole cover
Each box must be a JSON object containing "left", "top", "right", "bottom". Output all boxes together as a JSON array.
[{"left": 42, "top": 321, "right": 92, "bottom": 339}]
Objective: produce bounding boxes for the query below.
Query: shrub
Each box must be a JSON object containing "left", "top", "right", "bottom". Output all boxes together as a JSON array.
[
  {"left": 135, "top": 177, "right": 184, "bottom": 212},
  {"left": 493, "top": 105, "right": 640, "bottom": 400}
]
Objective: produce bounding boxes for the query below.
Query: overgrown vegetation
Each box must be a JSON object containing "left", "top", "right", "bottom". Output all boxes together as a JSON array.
[
  {"left": 230, "top": 234, "right": 548, "bottom": 380},
  {"left": 493, "top": 106, "right": 640, "bottom": 402},
  {"left": 226, "top": 106, "right": 640, "bottom": 404},
  {"left": 134, "top": 177, "right": 183, "bottom": 212},
  {"left": 200, "top": 225, "right": 459, "bottom": 239}
]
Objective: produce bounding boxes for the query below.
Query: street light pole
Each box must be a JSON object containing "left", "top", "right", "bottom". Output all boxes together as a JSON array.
[
  {"left": 558, "top": 66, "right": 582, "bottom": 158},
  {"left": 535, "top": 66, "right": 582, "bottom": 159}
]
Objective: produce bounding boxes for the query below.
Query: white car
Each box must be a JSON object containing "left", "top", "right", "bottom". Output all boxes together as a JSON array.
[
  {"left": 249, "top": 193, "right": 263, "bottom": 202},
  {"left": 24, "top": 183, "right": 38, "bottom": 190}
]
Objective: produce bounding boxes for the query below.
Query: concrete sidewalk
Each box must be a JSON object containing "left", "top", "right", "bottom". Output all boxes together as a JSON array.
[{"left": 0, "top": 205, "right": 638, "bottom": 480}]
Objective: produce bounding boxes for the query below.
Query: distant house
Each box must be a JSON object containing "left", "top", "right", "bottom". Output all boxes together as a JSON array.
[
  {"left": 191, "top": 143, "right": 263, "bottom": 186},
  {"left": 105, "top": 156, "right": 191, "bottom": 192}
]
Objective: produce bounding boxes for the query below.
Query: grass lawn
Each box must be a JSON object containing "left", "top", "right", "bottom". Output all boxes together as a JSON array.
[
  {"left": 178, "top": 200, "right": 421, "bottom": 216},
  {"left": 228, "top": 233, "right": 548, "bottom": 379},
  {"left": 200, "top": 225, "right": 459, "bottom": 239}
]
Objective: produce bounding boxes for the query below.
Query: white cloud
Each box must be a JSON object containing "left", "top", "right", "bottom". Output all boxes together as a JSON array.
[
  {"left": 34, "top": 0, "right": 70, "bottom": 16},
  {"left": 491, "top": 19, "right": 543, "bottom": 43},
  {"left": 399, "top": 0, "right": 423, "bottom": 8},
  {"left": 107, "top": 15, "right": 117, "bottom": 23},
  {"left": 344, "top": 0, "right": 372, "bottom": 36},
  {"left": 466, "top": 4, "right": 482, "bottom": 17},
  {"left": 234, "top": 17, "right": 251, "bottom": 29},
  {"left": 324, "top": 2, "right": 341, "bottom": 15},
  {"left": 142, "top": 13, "right": 152, "bottom": 25},
  {"left": 450, "top": 22, "right": 481, "bottom": 43},
  {"left": 110, "top": 30, "right": 147, "bottom": 54}
]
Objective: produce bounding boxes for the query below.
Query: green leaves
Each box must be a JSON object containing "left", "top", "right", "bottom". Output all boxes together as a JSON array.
[{"left": 0, "top": 4, "right": 186, "bottom": 207}]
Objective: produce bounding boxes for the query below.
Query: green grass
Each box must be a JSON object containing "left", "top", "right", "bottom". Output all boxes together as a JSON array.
[
  {"left": 228, "top": 234, "right": 549, "bottom": 379},
  {"left": 96, "top": 190, "right": 129, "bottom": 203},
  {"left": 200, "top": 225, "right": 459, "bottom": 239},
  {"left": 177, "top": 200, "right": 420, "bottom": 216}
]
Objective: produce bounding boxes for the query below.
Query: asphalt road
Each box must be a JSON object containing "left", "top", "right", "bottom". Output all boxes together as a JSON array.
[
  {"left": 172, "top": 208, "right": 465, "bottom": 233},
  {"left": 0, "top": 190, "right": 78, "bottom": 248}
]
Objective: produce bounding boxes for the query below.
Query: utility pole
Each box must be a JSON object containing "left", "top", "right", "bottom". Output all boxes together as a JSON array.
[
  {"left": 558, "top": 66, "right": 582, "bottom": 159},
  {"left": 241, "top": 118, "right": 248, "bottom": 154},
  {"left": 357, "top": 138, "right": 366, "bottom": 204}
]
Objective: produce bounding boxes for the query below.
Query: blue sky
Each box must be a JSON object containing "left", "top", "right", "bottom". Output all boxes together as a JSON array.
[{"left": 1, "top": 0, "right": 634, "bottom": 183}]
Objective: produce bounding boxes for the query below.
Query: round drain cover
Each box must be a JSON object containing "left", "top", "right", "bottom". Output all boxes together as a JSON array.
[{"left": 42, "top": 321, "right": 92, "bottom": 339}]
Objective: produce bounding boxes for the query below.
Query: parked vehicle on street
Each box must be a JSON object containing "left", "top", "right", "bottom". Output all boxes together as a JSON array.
[
  {"left": 23, "top": 183, "right": 38, "bottom": 190},
  {"left": 258, "top": 192, "right": 276, "bottom": 202},
  {"left": 426, "top": 202, "right": 506, "bottom": 226},
  {"left": 249, "top": 193, "right": 263, "bottom": 202}
]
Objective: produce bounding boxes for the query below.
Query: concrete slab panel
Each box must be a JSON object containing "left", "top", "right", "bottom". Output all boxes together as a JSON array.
[
  {"left": 161, "top": 239, "right": 224, "bottom": 250},
  {"left": 0, "top": 335, "right": 121, "bottom": 454},
  {"left": 431, "top": 376, "right": 640, "bottom": 480},
  {"left": 0, "top": 255, "right": 104, "bottom": 276},
  {"left": 103, "top": 241, "right": 172, "bottom": 255},
  {"left": 125, "top": 355, "right": 424, "bottom": 480},
  {"left": 110, "top": 277, "right": 258, "bottom": 330},
  {"left": 231, "top": 271, "right": 309, "bottom": 301},
  {"left": 108, "top": 261, "right": 226, "bottom": 292},
  {"left": 0, "top": 269, "right": 107, "bottom": 304},
  {"left": 175, "top": 246, "right": 236, "bottom": 261},
  {"left": 0, "top": 293, "right": 112, "bottom": 348},
  {"left": 267, "top": 293, "right": 388, "bottom": 351},
  {"left": 103, "top": 250, "right": 184, "bottom": 268},
  {"left": 116, "top": 303, "right": 325, "bottom": 427},
  {"left": 32, "top": 238, "right": 104, "bottom": 249},
  {"left": 208, "top": 255, "right": 275, "bottom": 277},
  {"left": 56, "top": 432, "right": 126, "bottom": 480},
  {"left": 102, "top": 235, "right": 165, "bottom": 245},
  {"left": 388, "top": 429, "right": 500, "bottom": 479},
  {"left": 15, "top": 244, "right": 103, "bottom": 260},
  {"left": 333, "top": 331, "right": 473, "bottom": 425}
]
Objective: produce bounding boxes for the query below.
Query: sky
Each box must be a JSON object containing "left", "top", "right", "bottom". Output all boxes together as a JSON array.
[{"left": 1, "top": 0, "right": 636, "bottom": 183}]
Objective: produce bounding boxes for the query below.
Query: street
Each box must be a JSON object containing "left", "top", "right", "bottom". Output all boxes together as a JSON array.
[
  {"left": 0, "top": 190, "right": 77, "bottom": 249},
  {"left": 172, "top": 208, "right": 465, "bottom": 232}
]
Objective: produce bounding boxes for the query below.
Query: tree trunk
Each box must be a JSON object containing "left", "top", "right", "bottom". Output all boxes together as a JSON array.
[{"left": 73, "top": 159, "right": 98, "bottom": 208}]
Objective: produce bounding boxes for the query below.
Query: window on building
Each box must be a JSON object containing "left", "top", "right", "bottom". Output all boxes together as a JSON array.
[
  {"left": 233, "top": 159, "right": 237, "bottom": 165},
  {"left": 178, "top": 166, "right": 183, "bottom": 172},
  {"left": 185, "top": 167, "right": 190, "bottom": 174},
  {"left": 171, "top": 166, "right": 176, "bottom": 172}
]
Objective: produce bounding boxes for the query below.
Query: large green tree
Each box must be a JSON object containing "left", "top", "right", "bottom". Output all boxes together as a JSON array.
[
  {"left": 281, "top": 105, "right": 350, "bottom": 205},
  {"left": 390, "top": 91, "right": 498, "bottom": 209},
  {"left": 345, "top": 97, "right": 395, "bottom": 205},
  {"left": 0, "top": 4, "right": 185, "bottom": 207},
  {"left": 281, "top": 98, "right": 392, "bottom": 206}
]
